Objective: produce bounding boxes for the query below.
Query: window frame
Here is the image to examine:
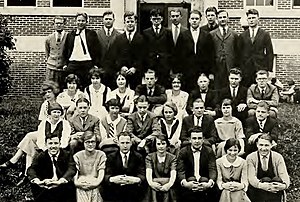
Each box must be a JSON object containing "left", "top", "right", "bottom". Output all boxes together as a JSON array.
[
  {"left": 51, "top": 0, "right": 84, "bottom": 8},
  {"left": 5, "top": 0, "right": 37, "bottom": 7},
  {"left": 293, "top": 0, "right": 300, "bottom": 8}
]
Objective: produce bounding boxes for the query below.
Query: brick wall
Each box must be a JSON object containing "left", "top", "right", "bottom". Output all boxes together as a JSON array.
[
  {"left": 37, "top": 0, "right": 50, "bottom": 7},
  {"left": 218, "top": 0, "right": 243, "bottom": 9},
  {"left": 85, "top": 0, "right": 110, "bottom": 8},
  {"left": 276, "top": 54, "right": 300, "bottom": 87},
  {"left": 278, "top": 0, "right": 292, "bottom": 10}
]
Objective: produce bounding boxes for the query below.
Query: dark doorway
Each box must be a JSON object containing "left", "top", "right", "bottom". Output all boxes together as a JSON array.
[{"left": 137, "top": 2, "right": 191, "bottom": 32}]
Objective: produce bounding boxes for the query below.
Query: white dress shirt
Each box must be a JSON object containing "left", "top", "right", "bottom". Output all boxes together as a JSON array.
[{"left": 69, "top": 29, "right": 92, "bottom": 61}]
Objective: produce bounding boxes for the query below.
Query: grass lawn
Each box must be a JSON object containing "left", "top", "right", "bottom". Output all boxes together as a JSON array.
[{"left": 0, "top": 98, "right": 299, "bottom": 201}]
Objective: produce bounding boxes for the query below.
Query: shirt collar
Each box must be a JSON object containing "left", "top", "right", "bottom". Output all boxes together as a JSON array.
[
  {"left": 138, "top": 112, "right": 147, "bottom": 122},
  {"left": 153, "top": 25, "right": 162, "bottom": 30},
  {"left": 120, "top": 151, "right": 130, "bottom": 158},
  {"left": 259, "top": 151, "right": 271, "bottom": 159},
  {"left": 156, "top": 153, "right": 166, "bottom": 163},
  {"left": 257, "top": 118, "right": 267, "bottom": 126},
  {"left": 172, "top": 23, "right": 181, "bottom": 29},
  {"left": 161, "top": 118, "right": 177, "bottom": 127},
  {"left": 104, "top": 26, "right": 111, "bottom": 35},
  {"left": 107, "top": 114, "right": 121, "bottom": 125},
  {"left": 191, "top": 146, "right": 202, "bottom": 153},
  {"left": 191, "top": 27, "right": 200, "bottom": 32},
  {"left": 48, "top": 150, "right": 60, "bottom": 159},
  {"left": 221, "top": 155, "right": 244, "bottom": 168}
]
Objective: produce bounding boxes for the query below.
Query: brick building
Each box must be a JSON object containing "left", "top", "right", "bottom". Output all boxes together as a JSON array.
[{"left": 1, "top": 0, "right": 299, "bottom": 99}]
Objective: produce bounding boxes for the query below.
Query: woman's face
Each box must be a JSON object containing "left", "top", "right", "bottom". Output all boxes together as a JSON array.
[
  {"left": 91, "top": 76, "right": 101, "bottom": 86},
  {"left": 172, "top": 77, "right": 181, "bottom": 91},
  {"left": 50, "top": 109, "right": 62, "bottom": 121},
  {"left": 163, "top": 106, "right": 175, "bottom": 121},
  {"left": 67, "top": 81, "right": 77, "bottom": 92},
  {"left": 116, "top": 75, "right": 127, "bottom": 88},
  {"left": 156, "top": 139, "right": 167, "bottom": 154},
  {"left": 84, "top": 135, "right": 97, "bottom": 152},
  {"left": 226, "top": 145, "right": 239, "bottom": 160},
  {"left": 44, "top": 89, "right": 55, "bottom": 101}
]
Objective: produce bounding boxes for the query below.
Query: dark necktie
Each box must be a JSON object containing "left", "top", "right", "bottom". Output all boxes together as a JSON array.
[
  {"left": 261, "top": 89, "right": 265, "bottom": 99},
  {"left": 259, "top": 121, "right": 264, "bottom": 132},
  {"left": 232, "top": 87, "right": 236, "bottom": 98},
  {"left": 108, "top": 123, "right": 114, "bottom": 138},
  {"left": 57, "top": 31, "right": 62, "bottom": 42},
  {"left": 123, "top": 154, "right": 128, "bottom": 169},
  {"left": 223, "top": 27, "right": 226, "bottom": 38},
  {"left": 128, "top": 32, "right": 132, "bottom": 42},
  {"left": 155, "top": 27, "right": 159, "bottom": 35},
  {"left": 75, "top": 30, "right": 87, "bottom": 55},
  {"left": 251, "top": 29, "right": 255, "bottom": 43},
  {"left": 107, "top": 29, "right": 110, "bottom": 37}
]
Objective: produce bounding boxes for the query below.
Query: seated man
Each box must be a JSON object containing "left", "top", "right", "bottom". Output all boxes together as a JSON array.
[
  {"left": 245, "top": 101, "right": 279, "bottom": 155},
  {"left": 218, "top": 68, "right": 248, "bottom": 124},
  {"left": 247, "top": 133, "right": 290, "bottom": 202},
  {"left": 187, "top": 73, "right": 218, "bottom": 116},
  {"left": 180, "top": 98, "right": 218, "bottom": 148},
  {"left": 99, "top": 98, "right": 127, "bottom": 153},
  {"left": 177, "top": 127, "right": 218, "bottom": 202},
  {"left": 247, "top": 70, "right": 279, "bottom": 118},
  {"left": 69, "top": 97, "right": 100, "bottom": 153},
  {"left": 126, "top": 95, "right": 160, "bottom": 153},
  {"left": 27, "top": 135, "right": 76, "bottom": 202},
  {"left": 135, "top": 69, "right": 167, "bottom": 112},
  {"left": 103, "top": 131, "right": 146, "bottom": 202}
]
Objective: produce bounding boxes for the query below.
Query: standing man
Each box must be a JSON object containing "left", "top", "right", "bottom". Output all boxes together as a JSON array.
[
  {"left": 238, "top": 9, "right": 274, "bottom": 87},
  {"left": 169, "top": 8, "right": 188, "bottom": 74},
  {"left": 63, "top": 12, "right": 101, "bottom": 89},
  {"left": 200, "top": 7, "right": 218, "bottom": 32},
  {"left": 143, "top": 9, "right": 173, "bottom": 87},
  {"left": 178, "top": 10, "right": 215, "bottom": 91},
  {"left": 210, "top": 10, "right": 239, "bottom": 90},
  {"left": 96, "top": 10, "right": 120, "bottom": 88},
  {"left": 45, "top": 16, "right": 67, "bottom": 89}
]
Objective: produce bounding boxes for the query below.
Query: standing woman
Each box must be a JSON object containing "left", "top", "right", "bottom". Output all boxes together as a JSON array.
[
  {"left": 144, "top": 134, "right": 177, "bottom": 202},
  {"left": 216, "top": 138, "right": 250, "bottom": 202},
  {"left": 110, "top": 71, "right": 135, "bottom": 117},
  {"left": 165, "top": 73, "right": 188, "bottom": 120},
  {"left": 74, "top": 131, "right": 106, "bottom": 202}
]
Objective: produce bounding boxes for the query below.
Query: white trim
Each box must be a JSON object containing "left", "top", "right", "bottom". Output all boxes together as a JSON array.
[
  {"left": 228, "top": 9, "right": 300, "bottom": 18},
  {"left": 244, "top": 0, "right": 276, "bottom": 7}
]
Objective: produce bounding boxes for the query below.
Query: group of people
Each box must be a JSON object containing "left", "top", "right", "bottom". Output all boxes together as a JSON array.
[{"left": 0, "top": 5, "right": 291, "bottom": 202}]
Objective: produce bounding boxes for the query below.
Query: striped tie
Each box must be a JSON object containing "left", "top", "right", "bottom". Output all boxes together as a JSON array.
[{"left": 108, "top": 123, "right": 114, "bottom": 138}]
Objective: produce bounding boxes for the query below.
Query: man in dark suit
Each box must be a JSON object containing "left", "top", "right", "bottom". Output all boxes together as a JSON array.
[
  {"left": 178, "top": 10, "right": 215, "bottom": 91},
  {"left": 244, "top": 101, "right": 279, "bottom": 155},
  {"left": 218, "top": 68, "right": 248, "bottom": 123},
  {"left": 177, "top": 127, "right": 217, "bottom": 202},
  {"left": 143, "top": 9, "right": 173, "bottom": 87},
  {"left": 135, "top": 69, "right": 167, "bottom": 111},
  {"left": 238, "top": 9, "right": 274, "bottom": 87},
  {"left": 27, "top": 135, "right": 76, "bottom": 202},
  {"left": 187, "top": 74, "right": 218, "bottom": 116},
  {"left": 63, "top": 12, "right": 101, "bottom": 89},
  {"left": 110, "top": 11, "right": 145, "bottom": 89},
  {"left": 210, "top": 10, "right": 239, "bottom": 90},
  {"left": 169, "top": 8, "right": 188, "bottom": 74},
  {"left": 103, "top": 131, "right": 146, "bottom": 202},
  {"left": 69, "top": 97, "right": 100, "bottom": 153},
  {"left": 96, "top": 10, "right": 120, "bottom": 88},
  {"left": 180, "top": 98, "right": 218, "bottom": 148},
  {"left": 200, "top": 7, "right": 219, "bottom": 33}
]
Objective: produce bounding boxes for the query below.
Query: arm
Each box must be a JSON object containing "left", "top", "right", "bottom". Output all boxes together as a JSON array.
[
  {"left": 27, "top": 152, "right": 43, "bottom": 181},
  {"left": 147, "top": 86, "right": 167, "bottom": 105},
  {"left": 60, "top": 121, "right": 71, "bottom": 148},
  {"left": 275, "top": 154, "right": 290, "bottom": 189},
  {"left": 247, "top": 87, "right": 259, "bottom": 109},
  {"left": 247, "top": 154, "right": 261, "bottom": 188},
  {"left": 45, "top": 37, "right": 50, "bottom": 59},
  {"left": 216, "top": 160, "right": 224, "bottom": 190},
  {"left": 93, "top": 118, "right": 101, "bottom": 142},
  {"left": 180, "top": 119, "right": 190, "bottom": 147},
  {"left": 240, "top": 160, "right": 248, "bottom": 191},
  {"left": 265, "top": 88, "right": 279, "bottom": 107},
  {"left": 265, "top": 32, "right": 274, "bottom": 72},
  {"left": 61, "top": 151, "right": 77, "bottom": 182},
  {"left": 208, "top": 148, "right": 217, "bottom": 182}
]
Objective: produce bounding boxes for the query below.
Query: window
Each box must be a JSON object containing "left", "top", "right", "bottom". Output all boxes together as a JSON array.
[
  {"left": 52, "top": 0, "right": 82, "bottom": 7},
  {"left": 246, "top": 0, "right": 273, "bottom": 6},
  {"left": 294, "top": 0, "right": 300, "bottom": 7},
  {"left": 7, "top": 0, "right": 36, "bottom": 6}
]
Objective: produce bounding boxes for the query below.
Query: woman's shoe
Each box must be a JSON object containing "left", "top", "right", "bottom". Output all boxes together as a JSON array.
[{"left": 0, "top": 160, "right": 14, "bottom": 169}]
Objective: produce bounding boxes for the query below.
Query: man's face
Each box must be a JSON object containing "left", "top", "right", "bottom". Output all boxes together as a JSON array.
[
  {"left": 136, "top": 101, "right": 149, "bottom": 116},
  {"left": 109, "top": 106, "right": 120, "bottom": 119},
  {"left": 170, "top": 11, "right": 182, "bottom": 25},
  {"left": 76, "top": 15, "right": 87, "bottom": 30},
  {"left": 192, "top": 102, "right": 205, "bottom": 117},
  {"left": 118, "top": 135, "right": 132, "bottom": 154},
  {"left": 257, "top": 138, "right": 272, "bottom": 156},
  {"left": 197, "top": 76, "right": 209, "bottom": 91},
  {"left": 190, "top": 132, "right": 204, "bottom": 149},
  {"left": 54, "top": 18, "right": 64, "bottom": 32},
  {"left": 218, "top": 11, "right": 228, "bottom": 27},
  {"left": 145, "top": 72, "right": 157, "bottom": 88},
  {"left": 247, "top": 14, "right": 259, "bottom": 28},
  {"left": 256, "top": 106, "right": 269, "bottom": 121},
  {"left": 46, "top": 137, "right": 60, "bottom": 156},
  {"left": 206, "top": 11, "right": 216, "bottom": 25},
  {"left": 103, "top": 14, "right": 115, "bottom": 29},
  {"left": 124, "top": 16, "right": 136, "bottom": 32},
  {"left": 221, "top": 104, "right": 232, "bottom": 117},
  {"left": 150, "top": 15, "right": 163, "bottom": 28},
  {"left": 189, "top": 13, "right": 201, "bottom": 29},
  {"left": 77, "top": 102, "right": 90, "bottom": 118},
  {"left": 229, "top": 73, "right": 241, "bottom": 88},
  {"left": 256, "top": 74, "right": 268, "bottom": 88}
]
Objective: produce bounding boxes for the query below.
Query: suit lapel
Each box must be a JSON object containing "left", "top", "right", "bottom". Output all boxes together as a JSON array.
[
  {"left": 253, "top": 28, "right": 262, "bottom": 44},
  {"left": 224, "top": 29, "right": 232, "bottom": 40},
  {"left": 216, "top": 28, "right": 223, "bottom": 41},
  {"left": 140, "top": 114, "right": 151, "bottom": 132}
]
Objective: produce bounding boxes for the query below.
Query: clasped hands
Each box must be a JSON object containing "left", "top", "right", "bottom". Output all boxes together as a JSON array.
[
  {"left": 32, "top": 178, "right": 67, "bottom": 189},
  {"left": 109, "top": 175, "right": 141, "bottom": 186},
  {"left": 149, "top": 181, "right": 172, "bottom": 192},
  {"left": 222, "top": 181, "right": 244, "bottom": 192},
  {"left": 75, "top": 177, "right": 99, "bottom": 190},
  {"left": 259, "top": 182, "right": 286, "bottom": 193},
  {"left": 184, "top": 181, "right": 212, "bottom": 192},
  {"left": 121, "top": 66, "right": 136, "bottom": 75}
]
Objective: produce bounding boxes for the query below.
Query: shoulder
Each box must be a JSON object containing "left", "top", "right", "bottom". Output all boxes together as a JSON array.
[
  {"left": 147, "top": 111, "right": 157, "bottom": 118},
  {"left": 96, "top": 150, "right": 107, "bottom": 158},
  {"left": 203, "top": 114, "right": 214, "bottom": 122},
  {"left": 271, "top": 151, "right": 285, "bottom": 162},
  {"left": 246, "top": 151, "right": 258, "bottom": 161},
  {"left": 131, "top": 150, "right": 144, "bottom": 160},
  {"left": 128, "top": 112, "right": 138, "bottom": 120},
  {"left": 88, "top": 114, "right": 100, "bottom": 122},
  {"left": 107, "top": 151, "right": 119, "bottom": 160},
  {"left": 249, "top": 84, "right": 257, "bottom": 91}
]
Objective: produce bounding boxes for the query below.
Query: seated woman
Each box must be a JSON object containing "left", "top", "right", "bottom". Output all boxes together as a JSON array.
[
  {"left": 110, "top": 71, "right": 135, "bottom": 118},
  {"left": 214, "top": 99, "right": 245, "bottom": 158},
  {"left": 145, "top": 134, "right": 177, "bottom": 202},
  {"left": 57, "top": 74, "right": 84, "bottom": 120},
  {"left": 165, "top": 73, "right": 189, "bottom": 120},
  {"left": 74, "top": 131, "right": 106, "bottom": 202},
  {"left": 159, "top": 102, "right": 182, "bottom": 155},
  {"left": 247, "top": 133, "right": 290, "bottom": 202},
  {"left": 216, "top": 138, "right": 250, "bottom": 202}
]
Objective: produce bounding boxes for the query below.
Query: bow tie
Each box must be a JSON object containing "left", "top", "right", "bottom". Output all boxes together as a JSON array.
[{"left": 192, "top": 147, "right": 201, "bottom": 153}]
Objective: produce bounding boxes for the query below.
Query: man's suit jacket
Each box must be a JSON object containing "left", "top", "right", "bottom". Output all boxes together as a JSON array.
[
  {"left": 200, "top": 23, "right": 219, "bottom": 33},
  {"left": 27, "top": 149, "right": 76, "bottom": 182},
  {"left": 103, "top": 150, "right": 146, "bottom": 201},
  {"left": 69, "top": 114, "right": 100, "bottom": 139},
  {"left": 247, "top": 83, "right": 279, "bottom": 109},
  {"left": 177, "top": 145, "right": 217, "bottom": 182},
  {"left": 45, "top": 32, "right": 68, "bottom": 68},
  {"left": 187, "top": 88, "right": 218, "bottom": 114},
  {"left": 63, "top": 29, "right": 101, "bottom": 66},
  {"left": 180, "top": 114, "right": 218, "bottom": 147},
  {"left": 238, "top": 28, "right": 274, "bottom": 85}
]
